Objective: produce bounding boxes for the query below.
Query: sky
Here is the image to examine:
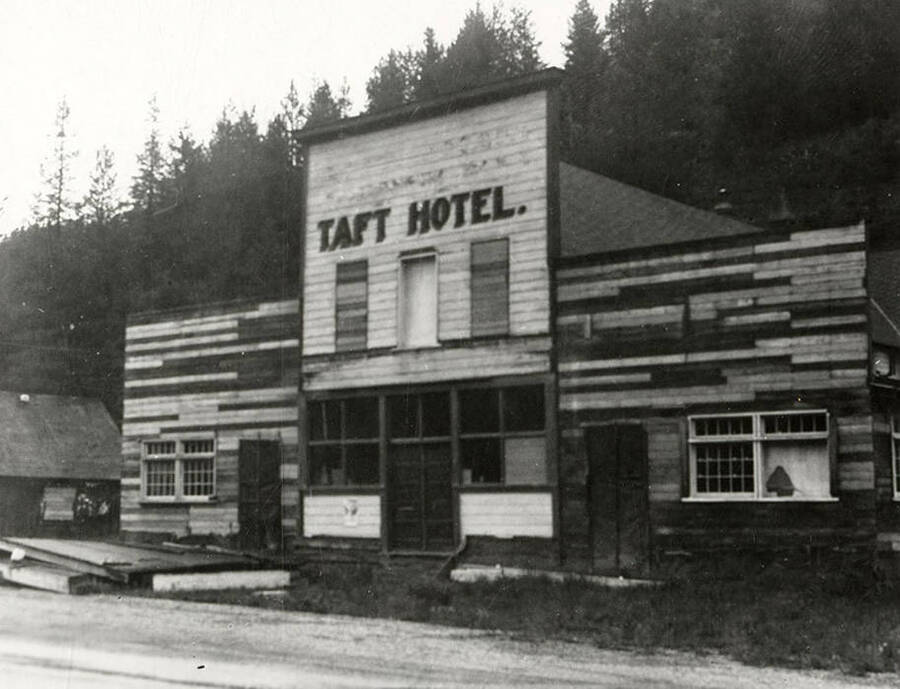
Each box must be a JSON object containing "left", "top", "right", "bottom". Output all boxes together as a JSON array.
[{"left": 0, "top": 0, "right": 612, "bottom": 238}]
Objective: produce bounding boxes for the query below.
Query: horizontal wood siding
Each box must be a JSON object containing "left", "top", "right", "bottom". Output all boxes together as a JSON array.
[
  {"left": 556, "top": 223, "right": 876, "bottom": 556},
  {"left": 302, "top": 495, "right": 381, "bottom": 538},
  {"left": 459, "top": 492, "right": 553, "bottom": 538},
  {"left": 121, "top": 300, "right": 300, "bottom": 539},
  {"left": 303, "top": 336, "right": 551, "bottom": 391},
  {"left": 302, "top": 90, "right": 551, "bottom": 389}
]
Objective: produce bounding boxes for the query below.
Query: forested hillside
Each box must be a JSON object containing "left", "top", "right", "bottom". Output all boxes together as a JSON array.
[{"left": 1, "top": 0, "right": 898, "bottom": 423}]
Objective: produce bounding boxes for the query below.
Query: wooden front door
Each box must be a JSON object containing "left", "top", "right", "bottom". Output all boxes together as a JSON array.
[
  {"left": 238, "top": 440, "right": 282, "bottom": 551},
  {"left": 586, "top": 424, "right": 649, "bottom": 574},
  {"left": 388, "top": 443, "right": 453, "bottom": 551}
]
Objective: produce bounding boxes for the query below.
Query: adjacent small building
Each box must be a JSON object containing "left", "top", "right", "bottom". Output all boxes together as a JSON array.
[
  {"left": 119, "top": 69, "right": 900, "bottom": 573},
  {"left": 0, "top": 390, "right": 121, "bottom": 537}
]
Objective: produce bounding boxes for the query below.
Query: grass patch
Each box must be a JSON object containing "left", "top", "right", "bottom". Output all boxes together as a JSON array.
[{"left": 144, "top": 558, "right": 900, "bottom": 676}]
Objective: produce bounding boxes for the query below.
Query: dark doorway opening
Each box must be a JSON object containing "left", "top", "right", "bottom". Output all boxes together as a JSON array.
[
  {"left": 238, "top": 440, "right": 282, "bottom": 551},
  {"left": 585, "top": 424, "right": 649, "bottom": 575},
  {"left": 387, "top": 443, "right": 453, "bottom": 551}
]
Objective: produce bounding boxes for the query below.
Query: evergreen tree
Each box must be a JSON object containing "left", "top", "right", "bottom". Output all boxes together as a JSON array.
[
  {"left": 131, "top": 96, "right": 169, "bottom": 214},
  {"left": 33, "top": 98, "right": 77, "bottom": 232},
  {"left": 82, "top": 146, "right": 122, "bottom": 225},
  {"left": 561, "top": 0, "right": 608, "bottom": 162},
  {"left": 304, "top": 81, "right": 351, "bottom": 129},
  {"left": 366, "top": 49, "right": 419, "bottom": 113}
]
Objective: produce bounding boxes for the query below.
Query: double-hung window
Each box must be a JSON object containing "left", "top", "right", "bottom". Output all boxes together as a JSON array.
[
  {"left": 471, "top": 239, "right": 509, "bottom": 337},
  {"left": 142, "top": 439, "right": 216, "bottom": 500},
  {"left": 335, "top": 260, "right": 368, "bottom": 352},
  {"left": 688, "top": 411, "right": 830, "bottom": 499},
  {"left": 398, "top": 253, "right": 437, "bottom": 347}
]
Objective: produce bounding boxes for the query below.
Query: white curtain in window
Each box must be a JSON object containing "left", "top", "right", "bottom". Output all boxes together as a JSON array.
[{"left": 400, "top": 255, "right": 437, "bottom": 346}]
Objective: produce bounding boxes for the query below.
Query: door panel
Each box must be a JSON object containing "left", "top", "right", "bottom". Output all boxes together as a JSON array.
[
  {"left": 388, "top": 445, "right": 423, "bottom": 549},
  {"left": 585, "top": 425, "right": 649, "bottom": 575},
  {"left": 238, "top": 440, "right": 282, "bottom": 551},
  {"left": 388, "top": 443, "right": 453, "bottom": 550}
]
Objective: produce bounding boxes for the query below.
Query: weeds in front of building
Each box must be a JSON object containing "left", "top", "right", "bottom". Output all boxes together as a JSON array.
[{"left": 145, "top": 553, "right": 900, "bottom": 676}]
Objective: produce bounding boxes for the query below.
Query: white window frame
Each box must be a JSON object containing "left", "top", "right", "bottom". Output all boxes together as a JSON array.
[
  {"left": 141, "top": 437, "right": 217, "bottom": 502},
  {"left": 687, "top": 410, "right": 832, "bottom": 502},
  {"left": 397, "top": 251, "right": 439, "bottom": 349},
  {"left": 891, "top": 415, "right": 900, "bottom": 500}
]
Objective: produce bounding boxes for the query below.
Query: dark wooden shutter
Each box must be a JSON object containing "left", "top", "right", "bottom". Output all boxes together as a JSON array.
[
  {"left": 335, "top": 260, "right": 368, "bottom": 352},
  {"left": 471, "top": 239, "right": 509, "bottom": 337}
]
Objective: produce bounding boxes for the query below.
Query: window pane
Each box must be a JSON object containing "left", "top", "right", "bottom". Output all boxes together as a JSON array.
[
  {"left": 336, "top": 260, "right": 368, "bottom": 352},
  {"left": 504, "top": 385, "right": 545, "bottom": 432},
  {"left": 504, "top": 436, "right": 546, "bottom": 485},
  {"left": 461, "top": 438, "right": 501, "bottom": 484},
  {"left": 400, "top": 255, "right": 437, "bottom": 347},
  {"left": 762, "top": 440, "right": 829, "bottom": 498},
  {"left": 422, "top": 392, "right": 450, "bottom": 437},
  {"left": 459, "top": 388, "right": 499, "bottom": 433},
  {"left": 183, "top": 457, "right": 215, "bottom": 496},
  {"left": 471, "top": 239, "right": 509, "bottom": 337},
  {"left": 183, "top": 439, "right": 214, "bottom": 454},
  {"left": 145, "top": 441, "right": 175, "bottom": 456},
  {"left": 345, "top": 397, "right": 378, "bottom": 439},
  {"left": 309, "top": 401, "right": 341, "bottom": 441},
  {"left": 346, "top": 444, "right": 380, "bottom": 485},
  {"left": 694, "top": 441, "right": 753, "bottom": 494},
  {"left": 145, "top": 460, "right": 175, "bottom": 496},
  {"left": 388, "top": 394, "right": 419, "bottom": 438},
  {"left": 310, "top": 446, "right": 342, "bottom": 486},
  {"left": 762, "top": 412, "right": 827, "bottom": 435}
]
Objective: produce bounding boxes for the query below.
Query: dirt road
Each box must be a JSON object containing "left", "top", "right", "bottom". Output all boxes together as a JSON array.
[{"left": 0, "top": 586, "right": 896, "bottom": 688}]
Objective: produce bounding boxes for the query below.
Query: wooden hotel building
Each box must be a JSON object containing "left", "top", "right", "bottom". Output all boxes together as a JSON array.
[{"left": 121, "top": 70, "right": 900, "bottom": 573}]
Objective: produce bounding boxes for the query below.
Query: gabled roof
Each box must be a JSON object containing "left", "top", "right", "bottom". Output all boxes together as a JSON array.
[
  {"left": 0, "top": 392, "right": 121, "bottom": 480},
  {"left": 559, "top": 162, "right": 764, "bottom": 257}
]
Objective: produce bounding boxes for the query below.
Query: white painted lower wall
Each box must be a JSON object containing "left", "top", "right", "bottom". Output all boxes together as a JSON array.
[
  {"left": 459, "top": 492, "right": 553, "bottom": 538},
  {"left": 303, "top": 494, "right": 381, "bottom": 538}
]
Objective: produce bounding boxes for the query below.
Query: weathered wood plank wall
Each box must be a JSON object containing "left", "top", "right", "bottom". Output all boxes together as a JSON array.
[
  {"left": 121, "top": 299, "right": 300, "bottom": 540},
  {"left": 555, "top": 223, "right": 875, "bottom": 561},
  {"left": 302, "top": 90, "right": 552, "bottom": 391}
]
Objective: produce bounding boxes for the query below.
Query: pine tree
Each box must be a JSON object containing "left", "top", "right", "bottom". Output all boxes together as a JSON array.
[
  {"left": 131, "top": 96, "right": 169, "bottom": 214},
  {"left": 304, "top": 81, "right": 351, "bottom": 129},
  {"left": 33, "top": 98, "right": 77, "bottom": 231},
  {"left": 82, "top": 146, "right": 122, "bottom": 225},
  {"left": 365, "top": 49, "right": 419, "bottom": 113},
  {"left": 562, "top": 0, "right": 608, "bottom": 160}
]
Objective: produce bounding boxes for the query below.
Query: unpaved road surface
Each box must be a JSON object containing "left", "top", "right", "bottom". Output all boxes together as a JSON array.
[{"left": 0, "top": 586, "right": 896, "bottom": 688}]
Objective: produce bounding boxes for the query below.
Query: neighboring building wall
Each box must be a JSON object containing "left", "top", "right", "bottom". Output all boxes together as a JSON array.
[
  {"left": 0, "top": 478, "right": 119, "bottom": 537},
  {"left": 121, "top": 299, "right": 300, "bottom": 541},
  {"left": 556, "top": 223, "right": 873, "bottom": 567},
  {"left": 300, "top": 86, "right": 557, "bottom": 548}
]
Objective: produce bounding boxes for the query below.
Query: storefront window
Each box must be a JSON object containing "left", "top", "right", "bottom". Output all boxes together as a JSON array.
[{"left": 308, "top": 397, "right": 379, "bottom": 487}]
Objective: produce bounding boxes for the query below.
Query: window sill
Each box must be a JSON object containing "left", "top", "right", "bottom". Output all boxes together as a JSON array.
[
  {"left": 394, "top": 343, "right": 441, "bottom": 352},
  {"left": 139, "top": 496, "right": 218, "bottom": 505},
  {"left": 681, "top": 496, "right": 839, "bottom": 503}
]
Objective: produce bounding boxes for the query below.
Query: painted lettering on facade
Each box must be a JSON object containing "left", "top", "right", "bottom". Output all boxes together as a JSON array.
[{"left": 316, "top": 185, "right": 525, "bottom": 252}]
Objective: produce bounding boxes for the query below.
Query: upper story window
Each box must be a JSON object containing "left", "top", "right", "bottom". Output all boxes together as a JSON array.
[
  {"left": 398, "top": 253, "right": 437, "bottom": 348},
  {"left": 335, "top": 260, "right": 368, "bottom": 352},
  {"left": 471, "top": 238, "right": 509, "bottom": 337},
  {"left": 142, "top": 438, "right": 216, "bottom": 501},
  {"left": 688, "top": 411, "right": 830, "bottom": 500}
]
